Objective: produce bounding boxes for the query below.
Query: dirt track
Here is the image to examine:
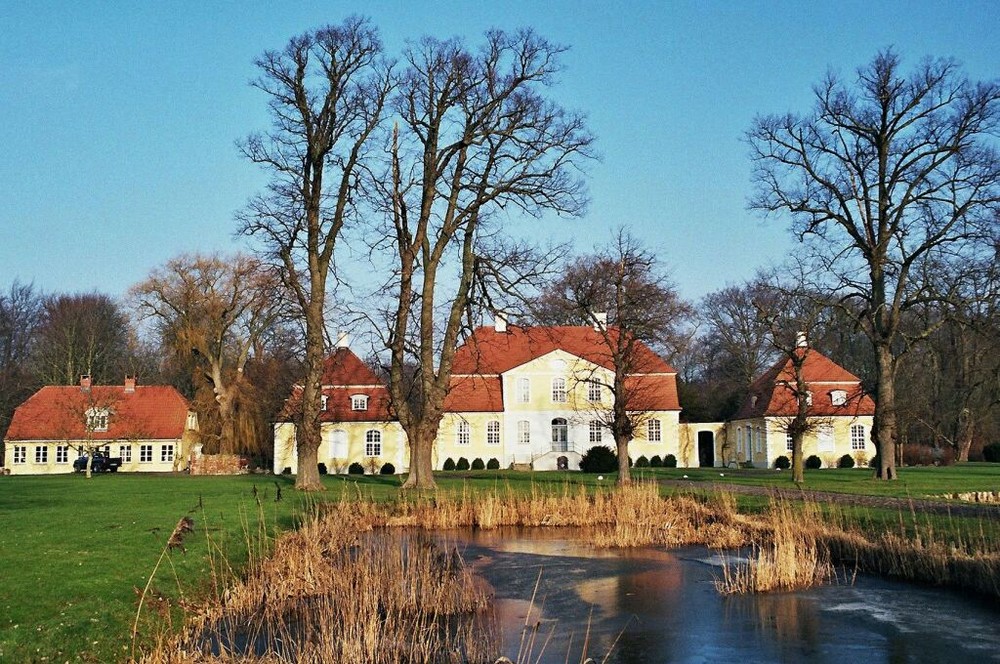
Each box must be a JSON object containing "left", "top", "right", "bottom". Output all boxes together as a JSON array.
[{"left": 657, "top": 478, "right": 1000, "bottom": 519}]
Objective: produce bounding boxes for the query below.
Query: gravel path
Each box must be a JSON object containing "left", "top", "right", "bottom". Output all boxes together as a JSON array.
[{"left": 657, "top": 478, "right": 1000, "bottom": 519}]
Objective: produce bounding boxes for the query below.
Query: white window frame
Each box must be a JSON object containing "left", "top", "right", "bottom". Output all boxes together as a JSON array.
[
  {"left": 161, "top": 444, "right": 174, "bottom": 462},
  {"left": 320, "top": 395, "right": 329, "bottom": 411},
  {"left": 551, "top": 377, "right": 567, "bottom": 403},
  {"left": 365, "top": 430, "right": 382, "bottom": 457},
  {"left": 486, "top": 420, "right": 501, "bottom": 445},
  {"left": 786, "top": 432, "right": 794, "bottom": 451},
  {"left": 86, "top": 408, "right": 109, "bottom": 432},
  {"left": 589, "top": 420, "right": 603, "bottom": 443},
  {"left": 517, "top": 420, "right": 531, "bottom": 445},
  {"left": 587, "top": 381, "right": 602, "bottom": 403},
  {"left": 140, "top": 444, "right": 153, "bottom": 463},
  {"left": 648, "top": 419, "right": 661, "bottom": 442},
  {"left": 119, "top": 444, "right": 132, "bottom": 463},
  {"left": 351, "top": 394, "right": 369, "bottom": 411},
  {"left": 56, "top": 445, "right": 69, "bottom": 464},
  {"left": 517, "top": 377, "right": 530, "bottom": 403},
  {"left": 818, "top": 424, "right": 835, "bottom": 452},
  {"left": 851, "top": 424, "right": 866, "bottom": 450},
  {"left": 13, "top": 445, "right": 26, "bottom": 464},
  {"left": 456, "top": 421, "right": 471, "bottom": 445},
  {"left": 35, "top": 445, "right": 48, "bottom": 464},
  {"left": 331, "top": 429, "right": 348, "bottom": 458},
  {"left": 831, "top": 390, "right": 847, "bottom": 406}
]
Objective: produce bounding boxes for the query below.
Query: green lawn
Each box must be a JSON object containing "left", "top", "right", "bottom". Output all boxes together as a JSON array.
[{"left": 1, "top": 465, "right": 997, "bottom": 662}]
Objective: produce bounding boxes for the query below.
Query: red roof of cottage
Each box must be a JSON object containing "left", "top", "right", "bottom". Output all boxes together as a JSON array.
[
  {"left": 447, "top": 325, "right": 680, "bottom": 411},
  {"left": 279, "top": 346, "right": 395, "bottom": 422},
  {"left": 735, "top": 348, "right": 876, "bottom": 419},
  {"left": 451, "top": 325, "right": 676, "bottom": 375},
  {"left": 5, "top": 384, "right": 191, "bottom": 442}
]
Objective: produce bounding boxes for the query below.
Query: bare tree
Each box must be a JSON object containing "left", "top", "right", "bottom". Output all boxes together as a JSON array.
[
  {"left": 0, "top": 281, "right": 41, "bottom": 451},
  {"left": 238, "top": 18, "right": 392, "bottom": 490},
  {"left": 33, "top": 293, "right": 133, "bottom": 386},
  {"left": 378, "top": 30, "right": 594, "bottom": 489},
  {"left": 131, "top": 253, "right": 286, "bottom": 454},
  {"left": 749, "top": 49, "right": 1000, "bottom": 479},
  {"left": 532, "top": 230, "right": 692, "bottom": 484}
]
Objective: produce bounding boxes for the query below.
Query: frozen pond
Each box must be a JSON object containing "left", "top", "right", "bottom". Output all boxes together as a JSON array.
[{"left": 437, "top": 528, "right": 1000, "bottom": 664}]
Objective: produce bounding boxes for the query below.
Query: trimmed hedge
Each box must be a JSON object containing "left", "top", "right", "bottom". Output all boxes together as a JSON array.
[
  {"left": 649, "top": 455, "right": 663, "bottom": 468},
  {"left": 471, "top": 458, "right": 485, "bottom": 470},
  {"left": 580, "top": 445, "right": 617, "bottom": 473},
  {"left": 443, "top": 458, "right": 456, "bottom": 471},
  {"left": 379, "top": 462, "right": 396, "bottom": 475},
  {"left": 456, "top": 457, "right": 470, "bottom": 471},
  {"left": 983, "top": 443, "right": 1000, "bottom": 462},
  {"left": 486, "top": 458, "right": 500, "bottom": 470},
  {"left": 348, "top": 462, "right": 365, "bottom": 475},
  {"left": 663, "top": 454, "right": 677, "bottom": 468},
  {"left": 837, "top": 454, "right": 855, "bottom": 469},
  {"left": 774, "top": 455, "right": 791, "bottom": 470},
  {"left": 635, "top": 455, "right": 650, "bottom": 468},
  {"left": 805, "top": 455, "right": 822, "bottom": 470}
]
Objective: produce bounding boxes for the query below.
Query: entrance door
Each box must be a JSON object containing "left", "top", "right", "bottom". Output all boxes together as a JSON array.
[
  {"left": 551, "top": 418, "right": 568, "bottom": 452},
  {"left": 698, "top": 431, "right": 715, "bottom": 467}
]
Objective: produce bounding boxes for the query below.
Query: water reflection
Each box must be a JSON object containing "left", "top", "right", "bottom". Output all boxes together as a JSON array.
[{"left": 440, "top": 528, "right": 1000, "bottom": 664}]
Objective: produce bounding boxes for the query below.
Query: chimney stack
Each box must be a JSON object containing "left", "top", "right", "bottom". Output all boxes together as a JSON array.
[
  {"left": 124, "top": 376, "right": 136, "bottom": 393},
  {"left": 593, "top": 312, "right": 608, "bottom": 331},
  {"left": 336, "top": 331, "right": 350, "bottom": 349},
  {"left": 796, "top": 331, "right": 808, "bottom": 348},
  {"left": 494, "top": 313, "right": 508, "bottom": 333},
  {"left": 79, "top": 375, "right": 91, "bottom": 391}
]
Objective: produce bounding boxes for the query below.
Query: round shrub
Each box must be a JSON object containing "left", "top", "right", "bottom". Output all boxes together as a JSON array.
[
  {"left": 649, "top": 455, "right": 663, "bottom": 468},
  {"left": 471, "top": 457, "right": 485, "bottom": 470},
  {"left": 348, "top": 462, "right": 365, "bottom": 475},
  {"left": 317, "top": 462, "right": 328, "bottom": 475},
  {"left": 456, "top": 457, "right": 471, "bottom": 471},
  {"left": 486, "top": 457, "right": 501, "bottom": 470},
  {"left": 837, "top": 454, "right": 855, "bottom": 469},
  {"left": 805, "top": 455, "right": 822, "bottom": 470},
  {"left": 580, "top": 445, "right": 617, "bottom": 473},
  {"left": 635, "top": 455, "right": 650, "bottom": 468},
  {"left": 379, "top": 462, "right": 396, "bottom": 475},
  {"left": 443, "top": 457, "right": 456, "bottom": 471},
  {"left": 663, "top": 454, "right": 677, "bottom": 468},
  {"left": 983, "top": 443, "right": 1000, "bottom": 462},
  {"left": 774, "top": 455, "right": 791, "bottom": 470}
]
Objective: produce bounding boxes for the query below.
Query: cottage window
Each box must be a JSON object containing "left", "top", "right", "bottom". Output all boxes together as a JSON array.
[
  {"left": 830, "top": 390, "right": 847, "bottom": 406},
  {"left": 551, "top": 378, "right": 567, "bottom": 403},
  {"left": 365, "top": 430, "right": 382, "bottom": 457},
  {"left": 119, "top": 444, "right": 132, "bottom": 463},
  {"left": 161, "top": 444, "right": 174, "bottom": 462},
  {"left": 351, "top": 395, "right": 369, "bottom": 411},
  {"left": 486, "top": 420, "right": 501, "bottom": 445},
  {"left": 851, "top": 424, "right": 866, "bottom": 450},
  {"left": 320, "top": 395, "right": 329, "bottom": 411},
  {"left": 648, "top": 419, "right": 662, "bottom": 442},
  {"left": 786, "top": 432, "right": 794, "bottom": 451},
  {"left": 587, "top": 381, "right": 602, "bottom": 403},
  {"left": 517, "top": 420, "right": 531, "bottom": 445},
  {"left": 817, "top": 424, "right": 834, "bottom": 452},
  {"left": 456, "top": 421, "right": 471, "bottom": 445},
  {"left": 13, "top": 445, "right": 26, "bottom": 464},
  {"left": 86, "top": 408, "right": 110, "bottom": 432},
  {"left": 517, "top": 377, "right": 530, "bottom": 403},
  {"left": 35, "top": 445, "right": 48, "bottom": 463},
  {"left": 331, "top": 430, "right": 348, "bottom": 458},
  {"left": 56, "top": 446, "right": 69, "bottom": 464},
  {"left": 804, "top": 391, "right": 813, "bottom": 406},
  {"left": 589, "top": 420, "right": 602, "bottom": 443},
  {"left": 140, "top": 444, "right": 153, "bottom": 463}
]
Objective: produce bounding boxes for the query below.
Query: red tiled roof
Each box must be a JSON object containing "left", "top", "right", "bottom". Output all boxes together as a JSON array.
[
  {"left": 623, "top": 375, "right": 681, "bottom": 411},
  {"left": 444, "top": 375, "right": 504, "bottom": 412},
  {"left": 4, "top": 385, "right": 191, "bottom": 441},
  {"left": 735, "top": 348, "right": 876, "bottom": 419},
  {"left": 278, "top": 346, "right": 395, "bottom": 422},
  {"left": 451, "top": 325, "right": 675, "bottom": 375}
]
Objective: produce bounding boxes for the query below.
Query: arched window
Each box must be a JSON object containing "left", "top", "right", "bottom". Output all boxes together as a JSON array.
[
  {"left": 551, "top": 378, "right": 567, "bottom": 402},
  {"left": 486, "top": 420, "right": 501, "bottom": 445},
  {"left": 456, "top": 421, "right": 470, "bottom": 445},
  {"left": 517, "top": 420, "right": 531, "bottom": 444},
  {"left": 551, "top": 418, "right": 568, "bottom": 451},
  {"left": 589, "top": 420, "right": 602, "bottom": 443},
  {"left": 365, "top": 430, "right": 382, "bottom": 457}
]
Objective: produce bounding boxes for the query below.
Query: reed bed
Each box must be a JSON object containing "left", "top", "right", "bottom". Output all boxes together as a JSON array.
[{"left": 144, "top": 479, "right": 1000, "bottom": 663}]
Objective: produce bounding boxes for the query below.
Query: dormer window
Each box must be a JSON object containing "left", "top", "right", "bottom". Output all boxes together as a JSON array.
[
  {"left": 320, "top": 395, "right": 329, "bottom": 411},
  {"left": 805, "top": 391, "right": 813, "bottom": 406},
  {"left": 750, "top": 395, "right": 758, "bottom": 408},
  {"left": 351, "top": 395, "right": 368, "bottom": 411},
  {"left": 86, "top": 408, "right": 109, "bottom": 432},
  {"left": 830, "top": 390, "right": 847, "bottom": 406}
]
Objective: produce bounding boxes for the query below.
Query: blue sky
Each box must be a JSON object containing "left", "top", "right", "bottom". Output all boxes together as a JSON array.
[{"left": 2, "top": 1, "right": 998, "bottom": 303}]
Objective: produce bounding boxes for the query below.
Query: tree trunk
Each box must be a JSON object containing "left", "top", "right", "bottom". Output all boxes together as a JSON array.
[
  {"left": 402, "top": 426, "right": 437, "bottom": 490},
  {"left": 615, "top": 434, "right": 631, "bottom": 486},
  {"left": 791, "top": 434, "right": 804, "bottom": 483},
  {"left": 294, "top": 335, "right": 325, "bottom": 491},
  {"left": 957, "top": 408, "right": 974, "bottom": 463},
  {"left": 874, "top": 343, "right": 898, "bottom": 480}
]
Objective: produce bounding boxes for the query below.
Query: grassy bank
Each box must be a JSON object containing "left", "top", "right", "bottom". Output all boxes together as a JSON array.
[{"left": 1, "top": 467, "right": 998, "bottom": 662}]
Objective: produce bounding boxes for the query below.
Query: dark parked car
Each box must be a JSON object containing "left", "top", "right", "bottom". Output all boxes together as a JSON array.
[{"left": 73, "top": 452, "right": 123, "bottom": 473}]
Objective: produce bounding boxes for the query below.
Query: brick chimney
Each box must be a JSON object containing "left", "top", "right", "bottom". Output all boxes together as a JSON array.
[
  {"left": 79, "top": 375, "right": 91, "bottom": 391},
  {"left": 124, "top": 376, "right": 136, "bottom": 393}
]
